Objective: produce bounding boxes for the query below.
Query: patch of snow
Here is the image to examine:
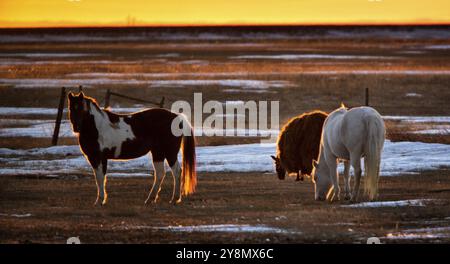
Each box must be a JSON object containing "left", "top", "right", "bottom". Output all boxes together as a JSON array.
[
  {"left": 0, "top": 118, "right": 277, "bottom": 138},
  {"left": 223, "top": 89, "right": 276, "bottom": 94},
  {"left": 0, "top": 78, "right": 151, "bottom": 88},
  {"left": 0, "top": 107, "right": 142, "bottom": 117},
  {"left": 0, "top": 60, "right": 140, "bottom": 66},
  {"left": 0, "top": 107, "right": 62, "bottom": 116},
  {"left": 425, "top": 45, "right": 450, "bottom": 50},
  {"left": 0, "top": 140, "right": 450, "bottom": 176},
  {"left": 62, "top": 70, "right": 450, "bottom": 78},
  {"left": 0, "top": 78, "right": 291, "bottom": 89},
  {"left": 0, "top": 119, "right": 41, "bottom": 126},
  {"left": 383, "top": 116, "right": 450, "bottom": 123},
  {"left": 342, "top": 199, "right": 432, "bottom": 208},
  {"left": 358, "top": 70, "right": 450, "bottom": 75},
  {"left": 146, "top": 224, "right": 298, "bottom": 234},
  {"left": 412, "top": 125, "right": 450, "bottom": 135},
  {"left": 405, "top": 93, "right": 423, "bottom": 98},
  {"left": 178, "top": 60, "right": 209, "bottom": 65},
  {"left": 230, "top": 54, "right": 399, "bottom": 60},
  {"left": 396, "top": 50, "right": 425, "bottom": 54},
  {"left": 0, "top": 120, "right": 73, "bottom": 138},
  {"left": 0, "top": 53, "right": 101, "bottom": 58},
  {"left": 154, "top": 53, "right": 180, "bottom": 58},
  {"left": 301, "top": 70, "right": 450, "bottom": 75},
  {"left": 66, "top": 72, "right": 252, "bottom": 78},
  {"left": 146, "top": 79, "right": 290, "bottom": 89},
  {"left": 0, "top": 213, "right": 32, "bottom": 218},
  {"left": 386, "top": 226, "right": 450, "bottom": 240}
]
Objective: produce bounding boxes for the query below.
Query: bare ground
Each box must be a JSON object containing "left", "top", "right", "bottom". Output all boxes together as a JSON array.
[{"left": 1, "top": 169, "right": 450, "bottom": 244}]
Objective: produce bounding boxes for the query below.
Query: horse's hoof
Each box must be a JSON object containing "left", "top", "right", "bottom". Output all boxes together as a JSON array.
[
  {"left": 94, "top": 198, "right": 106, "bottom": 207},
  {"left": 169, "top": 200, "right": 180, "bottom": 205},
  {"left": 327, "top": 199, "right": 334, "bottom": 203}
]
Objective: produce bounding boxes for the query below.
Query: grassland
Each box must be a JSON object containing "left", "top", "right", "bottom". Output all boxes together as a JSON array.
[{"left": 1, "top": 170, "right": 450, "bottom": 244}]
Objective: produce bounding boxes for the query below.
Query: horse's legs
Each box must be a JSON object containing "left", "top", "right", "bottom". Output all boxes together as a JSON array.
[
  {"left": 153, "top": 161, "right": 166, "bottom": 203},
  {"left": 93, "top": 159, "right": 108, "bottom": 206},
  {"left": 350, "top": 155, "right": 362, "bottom": 202},
  {"left": 145, "top": 160, "right": 166, "bottom": 204},
  {"left": 325, "top": 154, "right": 340, "bottom": 202},
  {"left": 145, "top": 160, "right": 157, "bottom": 204},
  {"left": 343, "top": 160, "right": 351, "bottom": 200},
  {"left": 169, "top": 160, "right": 182, "bottom": 204}
]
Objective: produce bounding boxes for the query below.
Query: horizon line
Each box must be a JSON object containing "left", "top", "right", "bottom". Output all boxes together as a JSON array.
[
  {"left": 0, "top": 20, "right": 450, "bottom": 29},
  {"left": 1, "top": 22, "right": 450, "bottom": 30}
]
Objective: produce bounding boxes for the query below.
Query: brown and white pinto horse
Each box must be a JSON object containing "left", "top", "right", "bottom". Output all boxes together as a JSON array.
[{"left": 68, "top": 92, "right": 196, "bottom": 206}]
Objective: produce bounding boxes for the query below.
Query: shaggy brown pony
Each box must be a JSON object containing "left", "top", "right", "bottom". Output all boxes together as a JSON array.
[{"left": 271, "top": 111, "right": 328, "bottom": 181}]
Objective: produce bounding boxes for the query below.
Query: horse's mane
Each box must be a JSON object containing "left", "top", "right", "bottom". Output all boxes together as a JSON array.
[
  {"left": 83, "top": 95, "right": 103, "bottom": 113},
  {"left": 276, "top": 110, "right": 328, "bottom": 174}
]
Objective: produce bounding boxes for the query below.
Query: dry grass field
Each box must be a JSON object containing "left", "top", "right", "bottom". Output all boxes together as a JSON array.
[{"left": 1, "top": 170, "right": 450, "bottom": 244}]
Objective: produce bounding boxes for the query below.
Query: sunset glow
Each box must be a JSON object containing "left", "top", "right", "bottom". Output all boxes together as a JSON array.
[{"left": 0, "top": 0, "right": 449, "bottom": 28}]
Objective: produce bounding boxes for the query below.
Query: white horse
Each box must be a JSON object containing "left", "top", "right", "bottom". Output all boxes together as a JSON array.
[{"left": 312, "top": 105, "right": 385, "bottom": 202}]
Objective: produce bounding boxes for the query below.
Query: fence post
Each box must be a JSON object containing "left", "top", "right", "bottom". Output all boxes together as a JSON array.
[
  {"left": 52, "top": 87, "right": 66, "bottom": 146},
  {"left": 104, "top": 89, "right": 111, "bottom": 108},
  {"left": 78, "top": 85, "right": 83, "bottom": 93},
  {"left": 159, "top": 96, "right": 165, "bottom": 108},
  {"left": 365, "top": 87, "right": 369, "bottom": 106}
]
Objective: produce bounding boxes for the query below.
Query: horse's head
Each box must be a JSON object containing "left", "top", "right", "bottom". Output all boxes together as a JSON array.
[
  {"left": 312, "top": 160, "right": 332, "bottom": 201},
  {"left": 271, "top": 155, "right": 286, "bottom": 180},
  {"left": 68, "top": 92, "right": 88, "bottom": 133}
]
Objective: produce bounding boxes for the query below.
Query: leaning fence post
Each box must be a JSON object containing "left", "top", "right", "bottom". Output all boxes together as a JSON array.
[
  {"left": 104, "top": 89, "right": 111, "bottom": 108},
  {"left": 365, "top": 87, "right": 369, "bottom": 106},
  {"left": 159, "top": 96, "right": 165, "bottom": 108},
  {"left": 52, "top": 87, "right": 66, "bottom": 146}
]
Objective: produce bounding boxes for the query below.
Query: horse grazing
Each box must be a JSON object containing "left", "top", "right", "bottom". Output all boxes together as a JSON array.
[
  {"left": 271, "top": 111, "right": 328, "bottom": 181},
  {"left": 312, "top": 105, "right": 385, "bottom": 202},
  {"left": 68, "top": 92, "right": 196, "bottom": 205}
]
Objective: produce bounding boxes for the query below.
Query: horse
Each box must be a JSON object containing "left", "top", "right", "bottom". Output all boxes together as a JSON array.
[
  {"left": 312, "top": 105, "right": 385, "bottom": 202},
  {"left": 67, "top": 92, "right": 196, "bottom": 206},
  {"left": 271, "top": 111, "right": 328, "bottom": 181}
]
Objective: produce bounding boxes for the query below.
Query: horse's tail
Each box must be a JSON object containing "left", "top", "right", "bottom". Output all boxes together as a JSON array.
[
  {"left": 364, "top": 113, "right": 385, "bottom": 200},
  {"left": 181, "top": 119, "right": 197, "bottom": 196}
]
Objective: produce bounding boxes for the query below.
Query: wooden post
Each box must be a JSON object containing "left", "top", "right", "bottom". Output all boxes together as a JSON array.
[
  {"left": 159, "top": 96, "right": 165, "bottom": 108},
  {"left": 78, "top": 85, "right": 83, "bottom": 93},
  {"left": 365, "top": 87, "right": 369, "bottom": 106},
  {"left": 104, "top": 89, "right": 111, "bottom": 108},
  {"left": 52, "top": 87, "right": 66, "bottom": 146}
]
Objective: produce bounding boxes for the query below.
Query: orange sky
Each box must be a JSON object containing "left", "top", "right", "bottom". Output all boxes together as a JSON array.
[{"left": 0, "top": 0, "right": 449, "bottom": 28}]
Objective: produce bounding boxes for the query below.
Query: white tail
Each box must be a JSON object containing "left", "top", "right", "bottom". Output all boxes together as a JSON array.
[{"left": 364, "top": 116, "right": 385, "bottom": 200}]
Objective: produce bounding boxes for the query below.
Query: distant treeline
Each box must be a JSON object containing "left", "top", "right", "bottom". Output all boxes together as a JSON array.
[{"left": 0, "top": 25, "right": 449, "bottom": 43}]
